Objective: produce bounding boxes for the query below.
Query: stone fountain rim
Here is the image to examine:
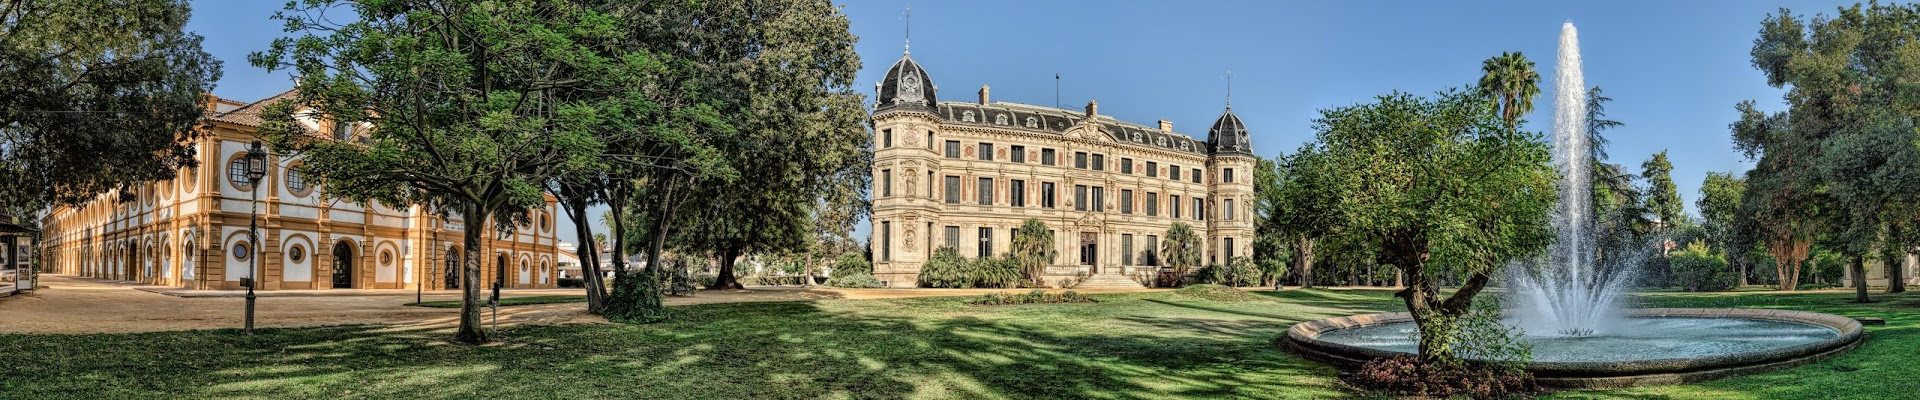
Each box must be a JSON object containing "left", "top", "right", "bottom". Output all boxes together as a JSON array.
[{"left": 1284, "top": 307, "right": 1865, "bottom": 388}]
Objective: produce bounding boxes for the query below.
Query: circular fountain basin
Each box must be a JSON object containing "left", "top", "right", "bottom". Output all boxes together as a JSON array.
[{"left": 1285, "top": 308, "right": 1865, "bottom": 388}]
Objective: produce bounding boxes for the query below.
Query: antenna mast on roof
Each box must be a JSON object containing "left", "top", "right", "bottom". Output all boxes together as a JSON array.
[
  {"left": 1055, "top": 73, "right": 1061, "bottom": 108},
  {"left": 1226, "top": 69, "right": 1233, "bottom": 109}
]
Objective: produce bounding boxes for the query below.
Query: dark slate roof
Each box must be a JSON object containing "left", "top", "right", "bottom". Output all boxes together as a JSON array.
[
  {"left": 875, "top": 55, "right": 937, "bottom": 112},
  {"left": 935, "top": 101, "right": 1208, "bottom": 156},
  {"left": 1207, "top": 107, "right": 1253, "bottom": 156}
]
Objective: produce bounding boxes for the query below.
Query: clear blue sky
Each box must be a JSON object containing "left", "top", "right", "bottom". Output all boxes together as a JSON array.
[{"left": 187, "top": 0, "right": 1862, "bottom": 245}]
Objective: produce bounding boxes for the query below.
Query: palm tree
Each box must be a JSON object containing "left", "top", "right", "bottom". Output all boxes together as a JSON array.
[
  {"left": 1161, "top": 222, "right": 1203, "bottom": 285},
  {"left": 1478, "top": 51, "right": 1541, "bottom": 128},
  {"left": 1010, "top": 219, "right": 1056, "bottom": 287}
]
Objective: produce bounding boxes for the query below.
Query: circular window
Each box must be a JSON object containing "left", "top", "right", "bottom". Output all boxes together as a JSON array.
[
  {"left": 227, "top": 156, "right": 254, "bottom": 190},
  {"left": 286, "top": 167, "right": 309, "bottom": 195},
  {"left": 184, "top": 241, "right": 195, "bottom": 261},
  {"left": 380, "top": 250, "right": 393, "bottom": 266},
  {"left": 233, "top": 242, "right": 251, "bottom": 261},
  {"left": 539, "top": 213, "right": 551, "bottom": 232},
  {"left": 184, "top": 166, "right": 197, "bottom": 193},
  {"left": 290, "top": 245, "right": 305, "bottom": 263}
]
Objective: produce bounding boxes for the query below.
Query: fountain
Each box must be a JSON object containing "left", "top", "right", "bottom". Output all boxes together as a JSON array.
[
  {"left": 1283, "top": 22, "right": 1865, "bottom": 389},
  {"left": 1506, "top": 20, "right": 1636, "bottom": 338}
]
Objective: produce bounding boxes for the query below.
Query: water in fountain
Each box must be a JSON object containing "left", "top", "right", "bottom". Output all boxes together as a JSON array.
[{"left": 1508, "top": 21, "right": 1635, "bottom": 337}]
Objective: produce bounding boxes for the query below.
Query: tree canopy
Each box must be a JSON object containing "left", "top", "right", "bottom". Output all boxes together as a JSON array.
[
  {"left": 1285, "top": 87, "right": 1558, "bottom": 360},
  {"left": 0, "top": 0, "right": 220, "bottom": 210},
  {"left": 252, "top": 0, "right": 640, "bottom": 342},
  {"left": 1734, "top": 3, "right": 1920, "bottom": 292}
]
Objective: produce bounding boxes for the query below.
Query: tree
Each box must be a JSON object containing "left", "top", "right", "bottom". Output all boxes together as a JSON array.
[
  {"left": 1641, "top": 151, "right": 1684, "bottom": 232},
  {"left": 0, "top": 0, "right": 220, "bottom": 210},
  {"left": 1251, "top": 156, "right": 1293, "bottom": 286},
  {"left": 1697, "top": 172, "right": 1750, "bottom": 285},
  {"left": 1737, "top": 4, "right": 1920, "bottom": 294},
  {"left": 252, "top": 0, "right": 631, "bottom": 343},
  {"left": 1268, "top": 148, "right": 1339, "bottom": 288},
  {"left": 1011, "top": 219, "right": 1056, "bottom": 288},
  {"left": 1161, "top": 222, "right": 1203, "bottom": 283},
  {"left": 1477, "top": 51, "right": 1540, "bottom": 128},
  {"left": 1291, "top": 87, "right": 1557, "bottom": 362},
  {"left": 622, "top": 0, "right": 867, "bottom": 291}
]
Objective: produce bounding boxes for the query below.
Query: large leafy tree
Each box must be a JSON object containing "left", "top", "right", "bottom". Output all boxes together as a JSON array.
[
  {"left": 1011, "top": 219, "right": 1056, "bottom": 287},
  {"left": 1477, "top": 51, "right": 1540, "bottom": 128},
  {"left": 0, "top": 0, "right": 220, "bottom": 210},
  {"left": 1267, "top": 148, "right": 1339, "bottom": 288},
  {"left": 1737, "top": 4, "right": 1920, "bottom": 294},
  {"left": 615, "top": 0, "right": 867, "bottom": 291},
  {"left": 1291, "top": 88, "right": 1557, "bottom": 361},
  {"left": 252, "top": 0, "right": 632, "bottom": 343},
  {"left": 1161, "top": 222, "right": 1203, "bottom": 282}
]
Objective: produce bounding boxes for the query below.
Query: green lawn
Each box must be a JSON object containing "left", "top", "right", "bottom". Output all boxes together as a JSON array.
[
  {"left": 406, "top": 295, "right": 587, "bottom": 308},
  {"left": 1, "top": 288, "right": 1914, "bottom": 399}
]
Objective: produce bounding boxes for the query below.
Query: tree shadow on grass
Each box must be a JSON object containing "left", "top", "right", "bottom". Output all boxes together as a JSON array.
[{"left": 0, "top": 294, "right": 1375, "bottom": 399}]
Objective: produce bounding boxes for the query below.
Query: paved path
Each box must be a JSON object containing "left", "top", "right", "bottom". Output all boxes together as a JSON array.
[{"left": 0, "top": 274, "right": 1168, "bottom": 334}]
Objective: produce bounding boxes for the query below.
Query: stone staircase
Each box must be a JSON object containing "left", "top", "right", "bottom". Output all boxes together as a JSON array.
[{"left": 1072, "top": 272, "right": 1146, "bottom": 289}]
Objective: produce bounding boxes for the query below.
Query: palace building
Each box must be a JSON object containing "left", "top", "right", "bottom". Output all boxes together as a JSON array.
[
  {"left": 38, "top": 91, "right": 566, "bottom": 291},
  {"left": 867, "top": 50, "right": 1257, "bottom": 288}
]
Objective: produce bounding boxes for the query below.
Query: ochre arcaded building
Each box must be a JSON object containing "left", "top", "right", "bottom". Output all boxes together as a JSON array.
[
  {"left": 867, "top": 51, "right": 1257, "bottom": 288},
  {"left": 39, "top": 91, "right": 564, "bottom": 290}
]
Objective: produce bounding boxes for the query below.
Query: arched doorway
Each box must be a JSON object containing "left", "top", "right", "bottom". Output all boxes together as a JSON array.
[
  {"left": 444, "top": 247, "right": 460, "bottom": 289},
  {"left": 332, "top": 241, "right": 355, "bottom": 288},
  {"left": 126, "top": 242, "right": 138, "bottom": 280},
  {"left": 496, "top": 253, "right": 508, "bottom": 289}
]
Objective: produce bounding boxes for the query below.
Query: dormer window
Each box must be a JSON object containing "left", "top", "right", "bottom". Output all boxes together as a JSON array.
[
  {"left": 995, "top": 114, "right": 1008, "bottom": 125},
  {"left": 1024, "top": 116, "right": 1038, "bottom": 128},
  {"left": 963, "top": 111, "right": 976, "bottom": 122}
]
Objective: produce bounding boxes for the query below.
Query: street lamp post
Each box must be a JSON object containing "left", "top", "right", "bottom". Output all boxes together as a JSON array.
[{"left": 243, "top": 141, "right": 268, "bottom": 335}]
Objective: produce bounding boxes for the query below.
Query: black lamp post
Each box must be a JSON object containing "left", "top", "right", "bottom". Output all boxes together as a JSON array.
[{"left": 243, "top": 140, "right": 268, "bottom": 335}]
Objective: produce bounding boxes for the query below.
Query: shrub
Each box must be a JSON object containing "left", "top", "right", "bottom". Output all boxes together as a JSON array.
[
  {"left": 1350, "top": 355, "right": 1535, "bottom": 399},
  {"left": 1173, "top": 283, "right": 1266, "bottom": 302},
  {"left": 1055, "top": 271, "right": 1090, "bottom": 288},
  {"left": 1672, "top": 241, "right": 1737, "bottom": 292},
  {"left": 918, "top": 247, "right": 1021, "bottom": 288},
  {"left": 829, "top": 252, "right": 872, "bottom": 279},
  {"left": 602, "top": 270, "right": 668, "bottom": 323},
  {"left": 827, "top": 273, "right": 885, "bottom": 288},
  {"left": 557, "top": 277, "right": 584, "bottom": 288},
  {"left": 966, "top": 290, "right": 1095, "bottom": 306}
]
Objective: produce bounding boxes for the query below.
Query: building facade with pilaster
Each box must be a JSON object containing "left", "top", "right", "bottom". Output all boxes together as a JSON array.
[
  {"left": 38, "top": 91, "right": 563, "bottom": 291},
  {"left": 866, "top": 50, "right": 1257, "bottom": 288}
]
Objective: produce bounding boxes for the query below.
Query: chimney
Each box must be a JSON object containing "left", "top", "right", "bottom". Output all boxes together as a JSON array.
[
  {"left": 1085, "top": 100, "right": 1098, "bottom": 118},
  {"left": 978, "top": 85, "right": 990, "bottom": 104},
  {"left": 1158, "top": 119, "right": 1173, "bottom": 132}
]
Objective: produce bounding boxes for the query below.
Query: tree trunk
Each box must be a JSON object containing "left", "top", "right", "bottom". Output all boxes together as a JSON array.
[
  {"left": 1851, "top": 255, "right": 1871, "bottom": 303},
  {"left": 606, "top": 182, "right": 631, "bottom": 276},
  {"left": 710, "top": 246, "right": 746, "bottom": 290},
  {"left": 1737, "top": 257, "right": 1749, "bottom": 287},
  {"left": 455, "top": 202, "right": 490, "bottom": 344},
  {"left": 561, "top": 195, "right": 607, "bottom": 312},
  {"left": 1887, "top": 252, "right": 1906, "bottom": 294},
  {"left": 1296, "top": 238, "right": 1315, "bottom": 288}
]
